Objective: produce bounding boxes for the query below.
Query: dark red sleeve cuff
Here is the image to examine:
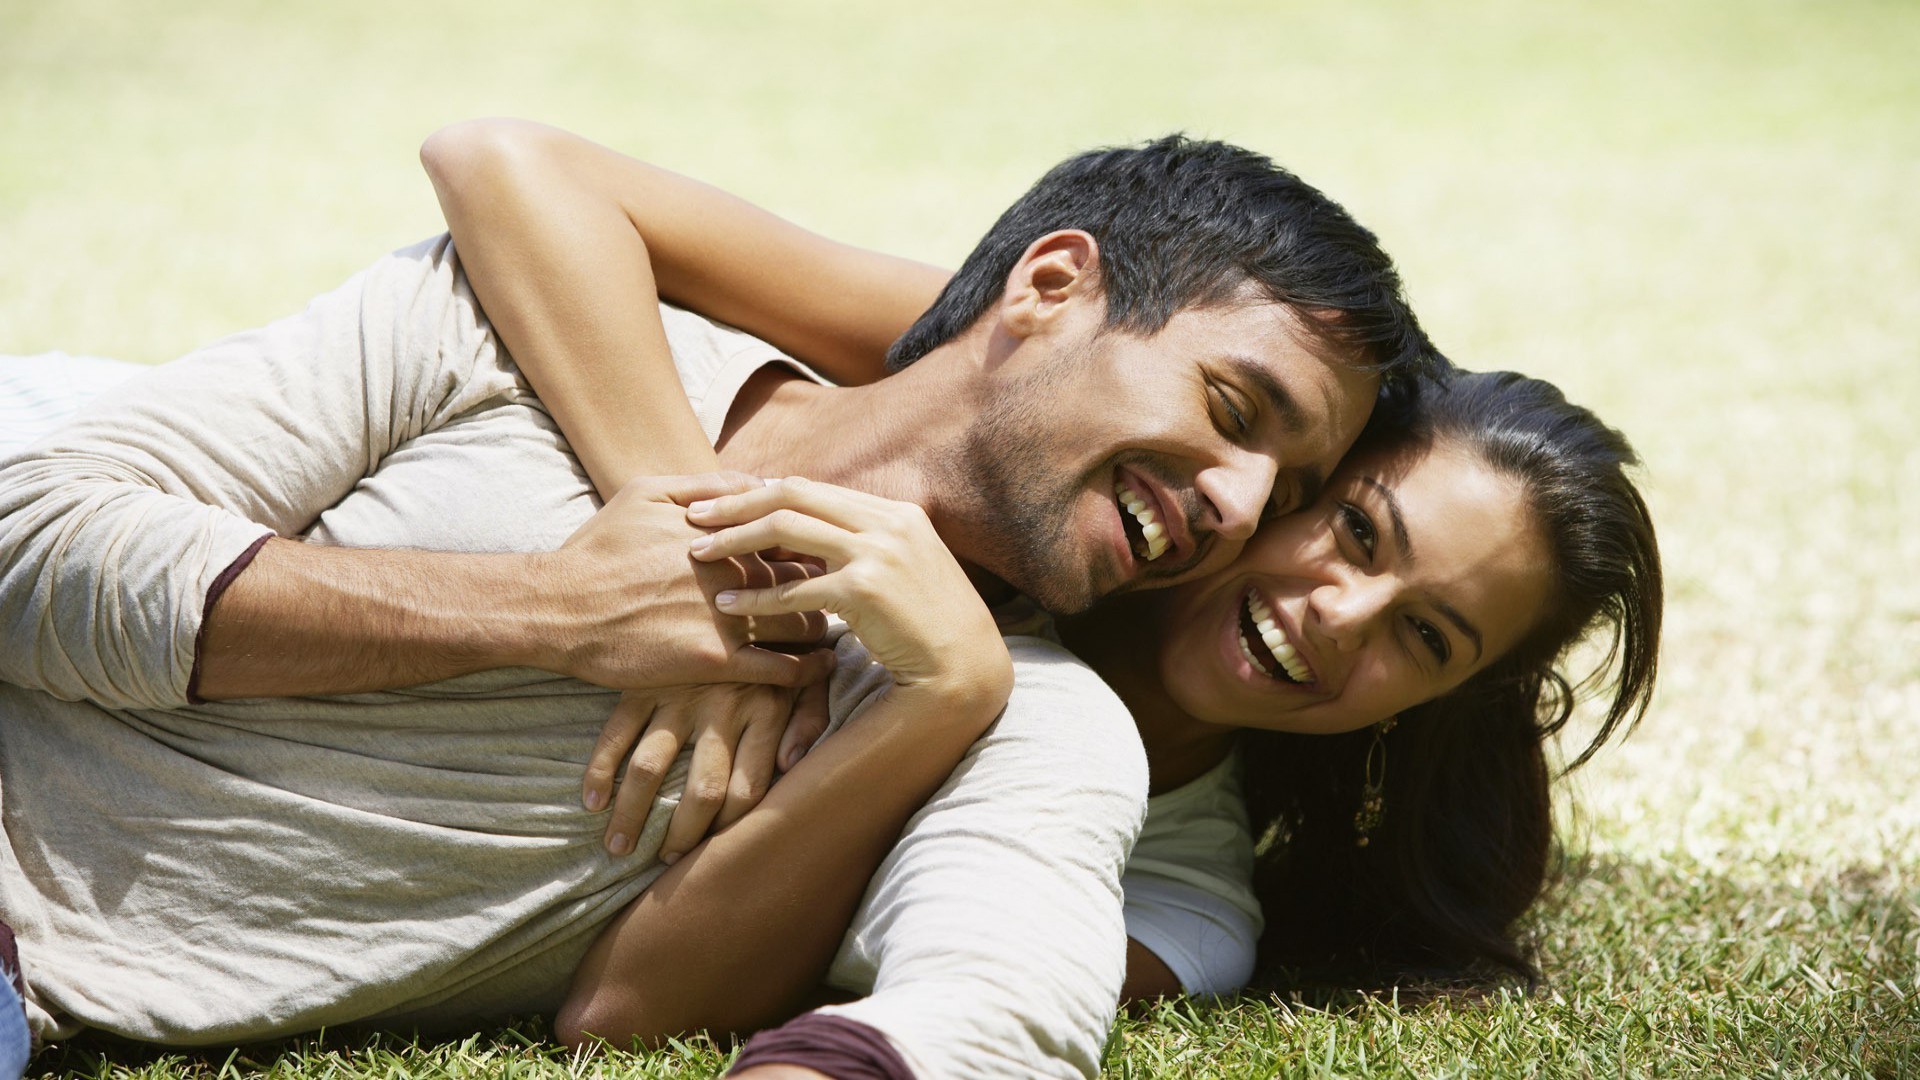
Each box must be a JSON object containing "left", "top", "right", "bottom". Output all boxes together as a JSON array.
[
  {"left": 729, "top": 1013, "right": 914, "bottom": 1080},
  {"left": 185, "top": 532, "right": 274, "bottom": 705}
]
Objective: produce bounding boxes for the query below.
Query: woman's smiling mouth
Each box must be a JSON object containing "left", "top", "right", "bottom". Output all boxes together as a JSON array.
[{"left": 1237, "top": 588, "right": 1313, "bottom": 684}]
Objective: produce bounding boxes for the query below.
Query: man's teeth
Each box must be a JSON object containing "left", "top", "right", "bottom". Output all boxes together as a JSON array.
[
  {"left": 1115, "top": 480, "right": 1169, "bottom": 561},
  {"left": 1245, "top": 591, "right": 1312, "bottom": 684}
]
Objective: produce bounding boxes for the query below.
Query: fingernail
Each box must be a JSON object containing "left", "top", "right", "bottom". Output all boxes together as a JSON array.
[
  {"left": 715, "top": 590, "right": 737, "bottom": 609},
  {"left": 607, "top": 833, "right": 628, "bottom": 855},
  {"left": 687, "top": 499, "right": 714, "bottom": 515},
  {"left": 584, "top": 788, "right": 605, "bottom": 812},
  {"left": 661, "top": 851, "right": 681, "bottom": 866},
  {"left": 689, "top": 535, "right": 713, "bottom": 554}
]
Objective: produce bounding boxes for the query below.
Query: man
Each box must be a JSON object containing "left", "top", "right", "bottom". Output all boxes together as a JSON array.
[{"left": 0, "top": 130, "right": 1432, "bottom": 1078}]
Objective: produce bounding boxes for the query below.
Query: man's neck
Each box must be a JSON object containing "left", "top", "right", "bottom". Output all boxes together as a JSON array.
[
  {"left": 713, "top": 331, "right": 1026, "bottom": 607},
  {"left": 715, "top": 359, "right": 952, "bottom": 501}
]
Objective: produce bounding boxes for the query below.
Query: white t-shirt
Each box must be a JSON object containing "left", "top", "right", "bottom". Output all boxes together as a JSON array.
[{"left": 1121, "top": 753, "right": 1263, "bottom": 995}]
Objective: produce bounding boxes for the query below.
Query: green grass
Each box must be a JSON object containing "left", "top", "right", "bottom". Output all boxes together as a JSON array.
[{"left": 6, "top": 0, "right": 1918, "bottom": 1075}]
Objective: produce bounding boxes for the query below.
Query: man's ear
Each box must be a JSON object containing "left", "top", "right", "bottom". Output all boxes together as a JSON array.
[{"left": 998, "top": 230, "right": 1100, "bottom": 339}]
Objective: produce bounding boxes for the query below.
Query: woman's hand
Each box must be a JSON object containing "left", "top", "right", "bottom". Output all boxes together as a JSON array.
[
  {"left": 539, "top": 473, "right": 835, "bottom": 690},
  {"left": 686, "top": 477, "right": 1012, "bottom": 706},
  {"left": 560, "top": 483, "right": 1015, "bottom": 1045},
  {"left": 584, "top": 680, "right": 831, "bottom": 859}
]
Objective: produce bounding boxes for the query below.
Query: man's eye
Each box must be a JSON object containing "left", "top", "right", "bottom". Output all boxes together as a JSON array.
[
  {"left": 1413, "top": 618, "right": 1451, "bottom": 664},
  {"left": 1337, "top": 502, "right": 1375, "bottom": 558},
  {"left": 1211, "top": 385, "right": 1249, "bottom": 436}
]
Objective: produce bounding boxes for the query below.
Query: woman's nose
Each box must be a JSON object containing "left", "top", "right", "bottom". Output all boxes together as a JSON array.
[{"left": 1310, "top": 573, "right": 1393, "bottom": 652}]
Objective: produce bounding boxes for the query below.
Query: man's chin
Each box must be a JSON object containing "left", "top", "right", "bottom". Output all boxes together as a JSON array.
[{"left": 1005, "top": 560, "right": 1109, "bottom": 617}]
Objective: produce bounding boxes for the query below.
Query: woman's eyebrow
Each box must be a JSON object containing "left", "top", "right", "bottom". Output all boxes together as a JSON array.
[
  {"left": 1359, "top": 477, "right": 1413, "bottom": 560},
  {"left": 1360, "top": 475, "right": 1486, "bottom": 663},
  {"left": 1433, "top": 599, "right": 1485, "bottom": 664}
]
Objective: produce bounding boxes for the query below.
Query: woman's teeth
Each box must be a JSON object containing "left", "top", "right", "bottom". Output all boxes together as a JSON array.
[
  {"left": 1115, "top": 479, "right": 1169, "bottom": 562},
  {"left": 1244, "top": 590, "right": 1312, "bottom": 684}
]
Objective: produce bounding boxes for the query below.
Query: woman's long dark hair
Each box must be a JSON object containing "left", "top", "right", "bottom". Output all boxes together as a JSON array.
[{"left": 1243, "top": 369, "right": 1663, "bottom": 989}]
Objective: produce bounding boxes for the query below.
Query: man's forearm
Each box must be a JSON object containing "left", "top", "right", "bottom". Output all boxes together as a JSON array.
[{"left": 193, "top": 538, "right": 562, "bottom": 699}]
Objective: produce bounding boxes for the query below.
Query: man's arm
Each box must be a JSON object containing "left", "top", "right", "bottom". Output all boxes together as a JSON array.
[{"left": 0, "top": 240, "right": 817, "bottom": 707}]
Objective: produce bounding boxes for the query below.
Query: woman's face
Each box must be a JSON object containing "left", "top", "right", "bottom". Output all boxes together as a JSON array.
[{"left": 1155, "top": 436, "right": 1554, "bottom": 734}]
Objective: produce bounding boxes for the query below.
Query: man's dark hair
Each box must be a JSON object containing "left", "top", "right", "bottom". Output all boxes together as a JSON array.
[{"left": 885, "top": 134, "right": 1438, "bottom": 385}]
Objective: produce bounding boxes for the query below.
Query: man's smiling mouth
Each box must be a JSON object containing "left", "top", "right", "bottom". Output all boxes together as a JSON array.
[
  {"left": 1237, "top": 588, "right": 1313, "bottom": 684},
  {"left": 1114, "top": 478, "right": 1170, "bottom": 562}
]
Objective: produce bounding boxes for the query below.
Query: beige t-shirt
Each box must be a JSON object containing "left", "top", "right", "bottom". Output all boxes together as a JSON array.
[{"left": 0, "top": 237, "right": 1147, "bottom": 1078}]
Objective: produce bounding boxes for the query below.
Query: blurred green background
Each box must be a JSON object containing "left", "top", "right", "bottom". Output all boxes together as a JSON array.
[{"left": 5, "top": 0, "right": 1917, "bottom": 1074}]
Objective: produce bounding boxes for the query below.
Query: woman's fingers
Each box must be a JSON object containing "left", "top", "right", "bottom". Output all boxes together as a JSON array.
[
  {"left": 584, "top": 692, "right": 653, "bottom": 813},
  {"left": 690, "top": 508, "right": 855, "bottom": 567},
  {"left": 714, "top": 697, "right": 785, "bottom": 830},
  {"left": 714, "top": 576, "right": 842, "bottom": 619},
  {"left": 617, "top": 470, "right": 768, "bottom": 508},
  {"left": 778, "top": 680, "right": 832, "bottom": 772},
  {"left": 660, "top": 720, "right": 735, "bottom": 863},
  {"left": 686, "top": 475, "right": 894, "bottom": 534},
  {"left": 715, "top": 554, "right": 826, "bottom": 644},
  {"left": 604, "top": 707, "right": 693, "bottom": 855}
]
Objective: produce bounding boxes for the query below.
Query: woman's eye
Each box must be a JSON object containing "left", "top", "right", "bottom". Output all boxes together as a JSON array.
[
  {"left": 1414, "top": 619, "right": 1450, "bottom": 664},
  {"left": 1337, "top": 502, "right": 1375, "bottom": 558},
  {"left": 1211, "top": 385, "right": 1250, "bottom": 436}
]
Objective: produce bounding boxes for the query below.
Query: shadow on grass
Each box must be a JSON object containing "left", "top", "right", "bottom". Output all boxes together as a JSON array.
[
  {"left": 1105, "top": 852, "right": 1918, "bottom": 1077},
  {"left": 22, "top": 853, "right": 1917, "bottom": 1077},
  {"left": 30, "top": 1017, "right": 739, "bottom": 1079}
]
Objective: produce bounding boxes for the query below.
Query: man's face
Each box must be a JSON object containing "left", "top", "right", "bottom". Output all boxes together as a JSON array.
[{"left": 939, "top": 298, "right": 1380, "bottom": 614}]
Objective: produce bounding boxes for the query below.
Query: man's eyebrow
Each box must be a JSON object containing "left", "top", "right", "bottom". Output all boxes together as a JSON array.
[{"left": 1226, "top": 354, "right": 1306, "bottom": 435}]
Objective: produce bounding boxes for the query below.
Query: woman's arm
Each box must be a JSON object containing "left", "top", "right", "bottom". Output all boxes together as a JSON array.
[
  {"left": 419, "top": 118, "right": 950, "bottom": 497},
  {"left": 558, "top": 478, "right": 1014, "bottom": 1044},
  {"left": 421, "top": 119, "right": 950, "bottom": 854},
  {"left": 1122, "top": 940, "right": 1184, "bottom": 1002}
]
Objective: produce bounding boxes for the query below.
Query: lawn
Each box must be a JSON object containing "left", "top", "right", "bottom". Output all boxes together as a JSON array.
[{"left": 5, "top": 0, "right": 1917, "bottom": 1075}]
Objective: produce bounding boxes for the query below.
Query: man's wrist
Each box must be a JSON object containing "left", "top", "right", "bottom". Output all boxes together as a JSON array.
[
  {"left": 197, "top": 542, "right": 583, "bottom": 699},
  {"left": 487, "top": 549, "right": 581, "bottom": 675}
]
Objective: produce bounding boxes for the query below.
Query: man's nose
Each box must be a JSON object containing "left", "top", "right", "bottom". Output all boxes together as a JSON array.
[{"left": 1194, "top": 454, "right": 1276, "bottom": 542}]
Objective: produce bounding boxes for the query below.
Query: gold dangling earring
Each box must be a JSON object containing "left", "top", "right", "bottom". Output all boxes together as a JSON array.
[{"left": 1353, "top": 717, "right": 1397, "bottom": 847}]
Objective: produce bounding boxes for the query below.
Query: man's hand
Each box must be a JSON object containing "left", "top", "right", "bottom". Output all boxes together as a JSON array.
[
  {"left": 584, "top": 680, "right": 832, "bottom": 858},
  {"left": 540, "top": 473, "right": 833, "bottom": 690}
]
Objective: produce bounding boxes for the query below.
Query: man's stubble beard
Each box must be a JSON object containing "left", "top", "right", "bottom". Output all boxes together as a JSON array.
[{"left": 932, "top": 354, "right": 1104, "bottom": 616}]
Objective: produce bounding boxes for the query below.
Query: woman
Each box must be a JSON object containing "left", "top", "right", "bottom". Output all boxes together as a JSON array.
[{"left": 419, "top": 121, "right": 1661, "bottom": 1025}]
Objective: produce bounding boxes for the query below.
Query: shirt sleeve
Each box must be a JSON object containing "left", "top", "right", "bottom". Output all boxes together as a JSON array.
[
  {"left": 1119, "top": 755, "right": 1263, "bottom": 996},
  {"left": 0, "top": 235, "right": 495, "bottom": 709},
  {"left": 816, "top": 637, "right": 1151, "bottom": 1079}
]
